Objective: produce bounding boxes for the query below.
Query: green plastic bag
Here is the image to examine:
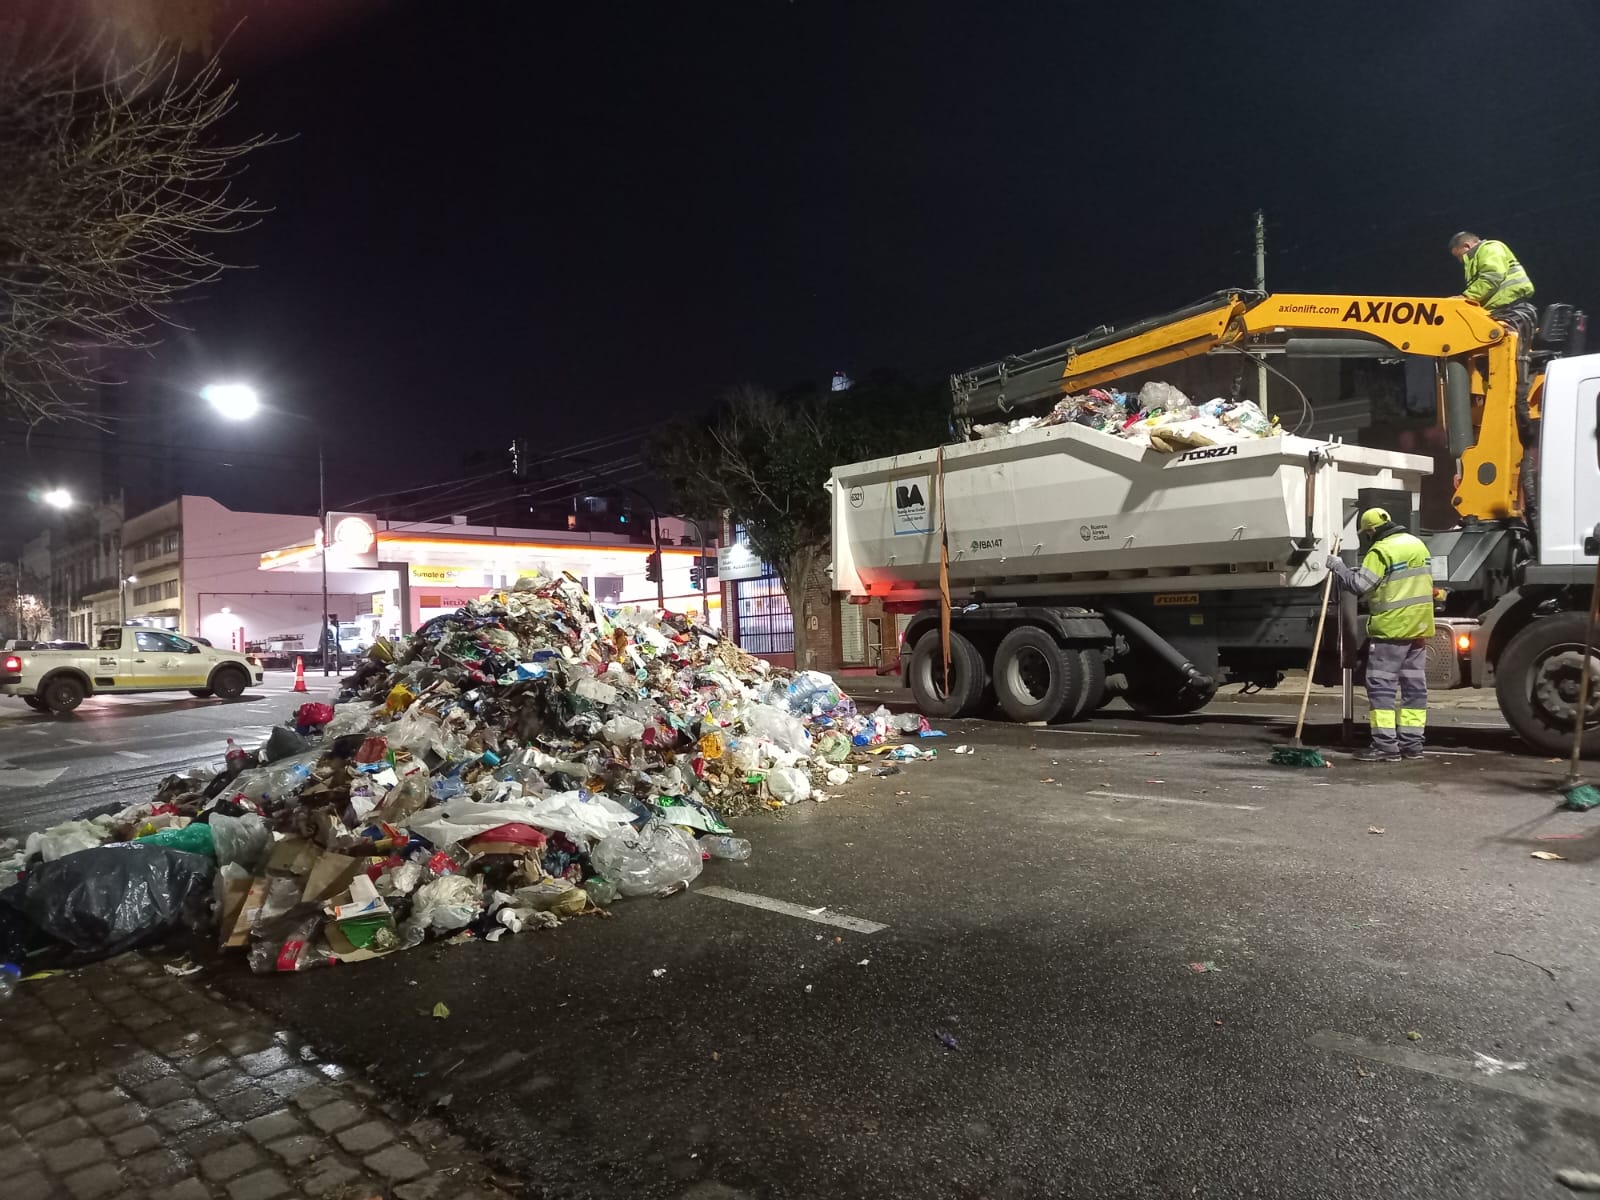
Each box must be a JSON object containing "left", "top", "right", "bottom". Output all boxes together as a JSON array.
[{"left": 133, "top": 823, "right": 215, "bottom": 857}]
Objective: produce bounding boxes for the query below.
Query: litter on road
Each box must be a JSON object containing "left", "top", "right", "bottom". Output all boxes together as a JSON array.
[{"left": 0, "top": 573, "right": 940, "bottom": 976}]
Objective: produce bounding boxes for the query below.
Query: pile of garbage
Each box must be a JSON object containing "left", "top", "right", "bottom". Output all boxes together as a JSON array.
[
  {"left": 0, "top": 572, "right": 937, "bottom": 975},
  {"left": 972, "top": 381, "right": 1276, "bottom": 452}
]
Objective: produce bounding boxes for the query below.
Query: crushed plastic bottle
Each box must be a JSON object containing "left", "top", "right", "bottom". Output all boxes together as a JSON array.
[
  {"left": 700, "top": 835, "right": 752, "bottom": 861},
  {"left": 582, "top": 877, "right": 620, "bottom": 907}
]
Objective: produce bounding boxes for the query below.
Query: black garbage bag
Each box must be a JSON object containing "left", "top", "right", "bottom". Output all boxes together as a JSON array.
[
  {"left": 262, "top": 725, "right": 312, "bottom": 764},
  {"left": 0, "top": 844, "right": 216, "bottom": 966}
]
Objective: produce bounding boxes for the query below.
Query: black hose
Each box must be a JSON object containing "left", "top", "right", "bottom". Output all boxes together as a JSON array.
[{"left": 1101, "top": 607, "right": 1213, "bottom": 690}]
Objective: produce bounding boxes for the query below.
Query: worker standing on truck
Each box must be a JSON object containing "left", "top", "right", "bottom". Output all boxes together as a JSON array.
[
  {"left": 1326, "top": 508, "right": 1437, "bottom": 762},
  {"left": 1449, "top": 231, "right": 1536, "bottom": 341}
]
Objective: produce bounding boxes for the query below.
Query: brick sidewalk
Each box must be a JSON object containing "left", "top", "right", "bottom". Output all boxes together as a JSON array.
[{"left": 0, "top": 955, "right": 518, "bottom": 1200}]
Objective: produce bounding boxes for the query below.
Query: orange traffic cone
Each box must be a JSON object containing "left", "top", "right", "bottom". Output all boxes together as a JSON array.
[{"left": 293, "top": 656, "right": 308, "bottom": 693}]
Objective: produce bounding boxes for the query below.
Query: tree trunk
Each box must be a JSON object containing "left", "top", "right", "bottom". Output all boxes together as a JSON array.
[{"left": 780, "top": 545, "right": 823, "bottom": 672}]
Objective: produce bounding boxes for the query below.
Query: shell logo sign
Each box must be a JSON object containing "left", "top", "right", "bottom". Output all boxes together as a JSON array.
[{"left": 323, "top": 512, "right": 380, "bottom": 569}]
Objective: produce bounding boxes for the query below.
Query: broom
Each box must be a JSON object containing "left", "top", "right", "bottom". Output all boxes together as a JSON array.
[
  {"left": 1560, "top": 548, "right": 1600, "bottom": 810},
  {"left": 1272, "top": 536, "right": 1340, "bottom": 768}
]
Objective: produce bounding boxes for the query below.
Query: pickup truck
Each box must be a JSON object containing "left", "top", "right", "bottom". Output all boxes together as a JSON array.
[{"left": 1, "top": 627, "right": 264, "bottom": 714}]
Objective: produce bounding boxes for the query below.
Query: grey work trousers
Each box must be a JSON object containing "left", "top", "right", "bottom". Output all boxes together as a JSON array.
[{"left": 1366, "top": 638, "right": 1428, "bottom": 754}]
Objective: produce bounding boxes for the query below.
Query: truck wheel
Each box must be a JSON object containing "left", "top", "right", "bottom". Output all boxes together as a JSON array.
[
  {"left": 1078, "top": 648, "right": 1108, "bottom": 714},
  {"left": 908, "top": 629, "right": 986, "bottom": 719},
  {"left": 992, "top": 627, "right": 1097, "bottom": 723},
  {"left": 1496, "top": 612, "right": 1600, "bottom": 756},
  {"left": 23, "top": 696, "right": 47, "bottom": 712},
  {"left": 210, "top": 667, "right": 249, "bottom": 701},
  {"left": 41, "top": 676, "right": 86, "bottom": 715}
]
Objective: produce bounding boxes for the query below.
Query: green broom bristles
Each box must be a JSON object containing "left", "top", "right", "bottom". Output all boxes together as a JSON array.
[
  {"left": 1562, "top": 782, "right": 1600, "bottom": 812},
  {"left": 1271, "top": 745, "right": 1329, "bottom": 768}
]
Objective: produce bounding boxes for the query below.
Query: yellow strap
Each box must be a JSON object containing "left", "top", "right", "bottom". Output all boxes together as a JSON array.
[
  {"left": 1371, "top": 710, "right": 1398, "bottom": 729},
  {"left": 1399, "top": 709, "right": 1427, "bottom": 727}
]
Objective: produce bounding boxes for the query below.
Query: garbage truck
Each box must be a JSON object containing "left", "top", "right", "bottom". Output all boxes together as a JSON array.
[{"left": 828, "top": 289, "right": 1600, "bottom": 754}]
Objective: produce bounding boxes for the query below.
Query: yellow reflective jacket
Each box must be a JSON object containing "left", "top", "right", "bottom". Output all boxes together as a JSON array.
[
  {"left": 1353, "top": 531, "right": 1436, "bottom": 639},
  {"left": 1462, "top": 239, "right": 1534, "bottom": 309}
]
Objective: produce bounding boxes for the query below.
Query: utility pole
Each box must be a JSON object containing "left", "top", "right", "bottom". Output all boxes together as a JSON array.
[{"left": 1254, "top": 209, "right": 1269, "bottom": 418}]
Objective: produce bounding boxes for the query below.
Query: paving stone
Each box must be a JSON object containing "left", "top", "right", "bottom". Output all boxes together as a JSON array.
[
  {"left": 33, "top": 1113, "right": 94, "bottom": 1147},
  {"left": 167, "top": 1181, "right": 214, "bottom": 1200},
  {"left": 334, "top": 1120, "right": 393, "bottom": 1154},
  {"left": 214, "top": 1087, "right": 285, "bottom": 1124},
  {"left": 0, "top": 1057, "right": 36, "bottom": 1084},
  {"left": 11, "top": 1096, "right": 70, "bottom": 1131},
  {"left": 197, "top": 1068, "right": 250, "bottom": 1100},
  {"left": 109, "top": 1124, "right": 164, "bottom": 1156},
  {"left": 125, "top": 1147, "right": 192, "bottom": 1186},
  {"left": 305, "top": 1099, "right": 365, "bottom": 1134},
  {"left": 288, "top": 1083, "right": 340, "bottom": 1111},
  {"left": 404, "top": 1117, "right": 448, "bottom": 1146},
  {"left": 395, "top": 1172, "right": 476, "bottom": 1200},
  {"left": 181, "top": 1052, "right": 235, "bottom": 1080},
  {"left": 298, "top": 1156, "right": 363, "bottom": 1197},
  {"left": 87, "top": 1103, "right": 146, "bottom": 1135},
  {"left": 199, "top": 1140, "right": 265, "bottom": 1181},
  {"left": 120, "top": 1012, "right": 168, "bottom": 1032},
  {"left": 226, "top": 1168, "right": 291, "bottom": 1200},
  {"left": 257, "top": 1067, "right": 322, "bottom": 1103},
  {"left": 364, "top": 1144, "right": 431, "bottom": 1182},
  {"left": 150, "top": 1097, "right": 216, "bottom": 1132},
  {"left": 62, "top": 1162, "right": 127, "bottom": 1200},
  {"left": 243, "top": 1108, "right": 303, "bottom": 1143},
  {"left": 265, "top": 1132, "right": 330, "bottom": 1167},
  {"left": 72, "top": 1088, "right": 129, "bottom": 1117},
  {"left": 237, "top": 1046, "right": 295, "bottom": 1078},
  {"left": 220, "top": 1030, "right": 276, "bottom": 1059},
  {"left": 132, "top": 1075, "right": 195, "bottom": 1108},
  {"left": 115, "top": 1055, "right": 175, "bottom": 1089},
  {"left": 175, "top": 1122, "right": 244, "bottom": 1159},
  {"left": 12, "top": 1170, "right": 57, "bottom": 1200},
  {"left": 42, "top": 1136, "right": 110, "bottom": 1175}
]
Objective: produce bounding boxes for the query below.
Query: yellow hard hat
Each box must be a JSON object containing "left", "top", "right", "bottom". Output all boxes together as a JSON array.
[{"left": 1358, "top": 507, "right": 1391, "bottom": 533}]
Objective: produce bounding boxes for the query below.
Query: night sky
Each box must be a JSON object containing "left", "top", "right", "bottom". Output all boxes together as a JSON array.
[{"left": 7, "top": 0, "right": 1600, "bottom": 551}]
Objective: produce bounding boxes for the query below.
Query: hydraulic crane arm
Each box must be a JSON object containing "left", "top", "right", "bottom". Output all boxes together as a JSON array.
[{"left": 952, "top": 290, "right": 1526, "bottom": 521}]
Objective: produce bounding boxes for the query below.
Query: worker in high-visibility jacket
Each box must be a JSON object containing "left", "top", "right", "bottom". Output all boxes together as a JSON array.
[
  {"left": 1449, "top": 231, "right": 1536, "bottom": 342},
  {"left": 1326, "top": 507, "right": 1436, "bottom": 762}
]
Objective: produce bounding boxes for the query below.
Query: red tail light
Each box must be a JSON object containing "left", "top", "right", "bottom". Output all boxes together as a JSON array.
[{"left": 2, "top": 655, "right": 20, "bottom": 672}]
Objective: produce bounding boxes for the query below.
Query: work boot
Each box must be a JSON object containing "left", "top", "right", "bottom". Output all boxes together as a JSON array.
[
  {"left": 1400, "top": 747, "right": 1426, "bottom": 760},
  {"left": 1354, "top": 747, "right": 1399, "bottom": 763}
]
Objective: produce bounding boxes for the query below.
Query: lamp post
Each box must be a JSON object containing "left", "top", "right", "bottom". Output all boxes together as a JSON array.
[{"left": 203, "top": 383, "right": 332, "bottom": 675}]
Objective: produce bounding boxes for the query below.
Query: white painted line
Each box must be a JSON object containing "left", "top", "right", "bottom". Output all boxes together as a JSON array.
[
  {"left": 1034, "top": 728, "right": 1139, "bottom": 738},
  {"left": 64, "top": 738, "right": 95, "bottom": 746},
  {"left": 1085, "top": 790, "right": 1262, "bottom": 812},
  {"left": 1423, "top": 750, "right": 1477, "bottom": 758},
  {"left": 115, "top": 751, "right": 151, "bottom": 760},
  {"left": 1309, "top": 1031, "right": 1600, "bottom": 1118},
  {"left": 697, "top": 886, "right": 888, "bottom": 934},
  {"left": 0, "top": 765, "right": 68, "bottom": 789}
]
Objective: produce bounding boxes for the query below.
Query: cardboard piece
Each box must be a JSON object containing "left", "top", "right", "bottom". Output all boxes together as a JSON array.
[{"left": 223, "top": 876, "right": 273, "bottom": 948}]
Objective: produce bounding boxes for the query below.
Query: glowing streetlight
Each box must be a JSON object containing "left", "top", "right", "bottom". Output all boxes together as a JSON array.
[
  {"left": 41, "top": 488, "right": 73, "bottom": 509},
  {"left": 201, "top": 382, "right": 261, "bottom": 421}
]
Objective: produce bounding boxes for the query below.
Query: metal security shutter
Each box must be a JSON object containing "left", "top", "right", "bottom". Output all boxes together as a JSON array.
[{"left": 839, "top": 599, "right": 864, "bottom": 664}]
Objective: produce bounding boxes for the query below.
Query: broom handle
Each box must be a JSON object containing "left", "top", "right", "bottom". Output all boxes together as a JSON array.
[
  {"left": 1568, "top": 551, "right": 1600, "bottom": 779},
  {"left": 1296, "top": 536, "right": 1341, "bottom": 743}
]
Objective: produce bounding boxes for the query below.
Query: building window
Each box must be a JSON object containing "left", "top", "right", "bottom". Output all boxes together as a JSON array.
[
  {"left": 735, "top": 575, "right": 793, "bottom": 655},
  {"left": 162, "top": 531, "right": 180, "bottom": 554}
]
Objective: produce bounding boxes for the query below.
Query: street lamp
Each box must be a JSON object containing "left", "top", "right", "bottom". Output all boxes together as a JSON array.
[
  {"left": 41, "top": 488, "right": 73, "bottom": 509},
  {"left": 204, "top": 382, "right": 331, "bottom": 675}
]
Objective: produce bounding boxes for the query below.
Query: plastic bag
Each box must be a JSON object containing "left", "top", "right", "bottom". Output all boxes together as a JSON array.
[
  {"left": 590, "top": 822, "right": 703, "bottom": 898},
  {"left": 229, "top": 750, "right": 322, "bottom": 804},
  {"left": 209, "top": 812, "right": 272, "bottom": 873},
  {"left": 324, "top": 703, "right": 380, "bottom": 739},
  {"left": 1137, "top": 380, "right": 1192, "bottom": 415},
  {"left": 25, "top": 819, "right": 112, "bottom": 862},
  {"left": 742, "top": 703, "right": 811, "bottom": 753},
  {"left": 295, "top": 702, "right": 335, "bottom": 729},
  {"left": 374, "top": 770, "right": 430, "bottom": 824},
  {"left": 261, "top": 725, "right": 311, "bottom": 764},
  {"left": 248, "top": 908, "right": 330, "bottom": 973},
  {"left": 375, "top": 861, "right": 423, "bottom": 897},
  {"left": 767, "top": 766, "right": 812, "bottom": 804},
  {"left": 407, "top": 874, "right": 483, "bottom": 933},
  {"left": 603, "top": 715, "right": 646, "bottom": 746},
  {"left": 407, "top": 792, "right": 637, "bottom": 848},
  {"left": 133, "top": 823, "right": 215, "bottom": 856},
  {"left": 0, "top": 844, "right": 215, "bottom": 962}
]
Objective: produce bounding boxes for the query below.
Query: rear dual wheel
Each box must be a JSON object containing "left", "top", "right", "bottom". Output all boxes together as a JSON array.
[
  {"left": 992, "top": 626, "right": 1106, "bottom": 723},
  {"left": 908, "top": 629, "right": 987, "bottom": 719}
]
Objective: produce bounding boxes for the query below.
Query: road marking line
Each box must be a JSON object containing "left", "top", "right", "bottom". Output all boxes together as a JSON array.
[
  {"left": 697, "top": 886, "right": 888, "bottom": 934},
  {"left": 1423, "top": 750, "right": 1476, "bottom": 757},
  {"left": 0, "top": 765, "right": 69, "bottom": 789},
  {"left": 1308, "top": 1031, "right": 1600, "bottom": 1117},
  {"left": 115, "top": 751, "right": 151, "bottom": 760},
  {"left": 64, "top": 738, "right": 96, "bottom": 746},
  {"left": 1033, "top": 728, "right": 1140, "bottom": 737},
  {"left": 1085, "top": 790, "right": 1262, "bottom": 812}
]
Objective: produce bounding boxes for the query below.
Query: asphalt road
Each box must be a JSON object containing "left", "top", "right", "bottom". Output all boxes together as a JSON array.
[
  {"left": 6, "top": 684, "right": 1600, "bottom": 1197},
  {"left": 0, "top": 670, "right": 340, "bottom": 839}
]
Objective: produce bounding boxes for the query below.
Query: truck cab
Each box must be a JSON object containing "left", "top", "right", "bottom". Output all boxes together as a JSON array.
[{"left": 0, "top": 627, "right": 264, "bottom": 714}]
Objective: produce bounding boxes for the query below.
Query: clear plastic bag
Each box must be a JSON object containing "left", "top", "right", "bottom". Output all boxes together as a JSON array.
[
  {"left": 590, "top": 822, "right": 703, "bottom": 897},
  {"left": 742, "top": 703, "right": 810, "bottom": 753},
  {"left": 209, "top": 813, "right": 272, "bottom": 872},
  {"left": 406, "top": 874, "right": 483, "bottom": 934},
  {"left": 602, "top": 715, "right": 645, "bottom": 746},
  {"left": 25, "top": 819, "right": 112, "bottom": 862},
  {"left": 767, "top": 765, "right": 812, "bottom": 804},
  {"left": 229, "top": 751, "right": 322, "bottom": 804},
  {"left": 375, "top": 770, "right": 430, "bottom": 824},
  {"left": 248, "top": 909, "right": 330, "bottom": 973}
]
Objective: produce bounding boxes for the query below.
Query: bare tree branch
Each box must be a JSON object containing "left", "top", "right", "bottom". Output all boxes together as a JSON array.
[{"left": 0, "top": 24, "right": 279, "bottom": 425}]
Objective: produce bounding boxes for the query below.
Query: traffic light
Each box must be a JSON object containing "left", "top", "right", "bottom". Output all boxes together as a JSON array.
[
  {"left": 689, "top": 565, "right": 704, "bottom": 590},
  {"left": 644, "top": 551, "right": 662, "bottom": 583}
]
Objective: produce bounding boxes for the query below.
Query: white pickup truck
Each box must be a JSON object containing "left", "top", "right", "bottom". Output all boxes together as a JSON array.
[{"left": 1, "top": 627, "right": 264, "bottom": 714}]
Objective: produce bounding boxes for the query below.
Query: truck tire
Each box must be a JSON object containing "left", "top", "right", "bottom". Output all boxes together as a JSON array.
[
  {"left": 908, "top": 629, "right": 986, "bottom": 719},
  {"left": 210, "top": 666, "right": 249, "bottom": 701},
  {"left": 992, "top": 627, "right": 1102, "bottom": 723},
  {"left": 23, "top": 695, "right": 47, "bottom": 712},
  {"left": 1077, "top": 647, "right": 1108, "bottom": 715},
  {"left": 1496, "top": 612, "right": 1600, "bottom": 756},
  {"left": 41, "top": 675, "right": 86, "bottom": 715},
  {"left": 1124, "top": 669, "right": 1217, "bottom": 717}
]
